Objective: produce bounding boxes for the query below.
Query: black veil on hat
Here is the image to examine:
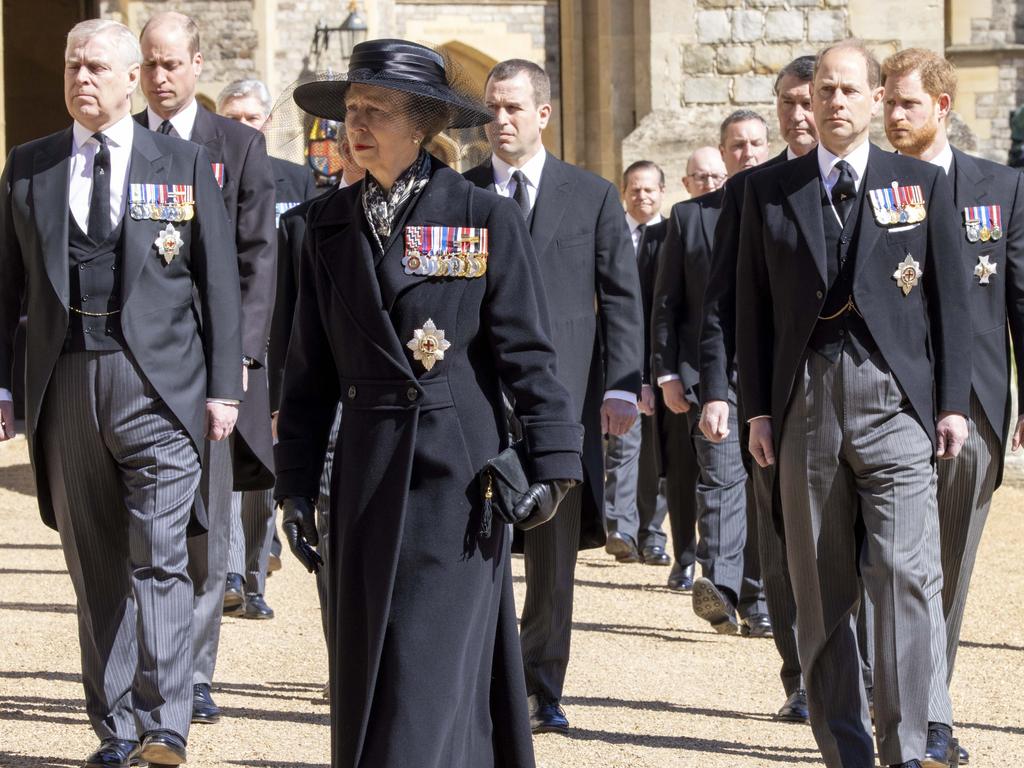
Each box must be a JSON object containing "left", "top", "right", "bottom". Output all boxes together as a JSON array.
[{"left": 263, "top": 39, "right": 494, "bottom": 173}]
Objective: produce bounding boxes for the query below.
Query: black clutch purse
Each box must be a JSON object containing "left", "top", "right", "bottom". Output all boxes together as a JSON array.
[{"left": 479, "top": 440, "right": 534, "bottom": 535}]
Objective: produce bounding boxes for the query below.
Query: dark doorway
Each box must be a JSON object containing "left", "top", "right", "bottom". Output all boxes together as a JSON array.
[{"left": 3, "top": 0, "right": 98, "bottom": 149}]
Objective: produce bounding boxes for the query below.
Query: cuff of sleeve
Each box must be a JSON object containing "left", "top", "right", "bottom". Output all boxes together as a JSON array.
[
  {"left": 521, "top": 420, "right": 585, "bottom": 455},
  {"left": 656, "top": 375, "right": 681, "bottom": 386},
  {"left": 0, "top": 388, "right": 12, "bottom": 402},
  {"left": 530, "top": 451, "right": 584, "bottom": 483},
  {"left": 747, "top": 415, "right": 771, "bottom": 423},
  {"left": 207, "top": 398, "right": 241, "bottom": 405},
  {"left": 604, "top": 390, "right": 638, "bottom": 405}
]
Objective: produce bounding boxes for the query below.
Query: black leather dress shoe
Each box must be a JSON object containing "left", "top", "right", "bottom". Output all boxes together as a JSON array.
[
  {"left": 223, "top": 573, "right": 244, "bottom": 616},
  {"left": 775, "top": 689, "right": 809, "bottom": 723},
  {"left": 243, "top": 593, "right": 275, "bottom": 619},
  {"left": 84, "top": 738, "right": 140, "bottom": 768},
  {"left": 691, "top": 577, "right": 738, "bottom": 634},
  {"left": 887, "top": 762, "right": 922, "bottom": 768},
  {"left": 604, "top": 531, "right": 640, "bottom": 563},
  {"left": 740, "top": 613, "right": 773, "bottom": 638},
  {"left": 667, "top": 562, "right": 695, "bottom": 591},
  {"left": 923, "top": 722, "right": 959, "bottom": 768},
  {"left": 641, "top": 545, "right": 671, "bottom": 566},
  {"left": 529, "top": 696, "right": 569, "bottom": 734},
  {"left": 138, "top": 730, "right": 186, "bottom": 766},
  {"left": 192, "top": 682, "right": 222, "bottom": 724}
]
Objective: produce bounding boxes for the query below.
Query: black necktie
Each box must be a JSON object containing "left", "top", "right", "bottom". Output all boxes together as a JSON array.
[
  {"left": 511, "top": 170, "right": 530, "bottom": 217},
  {"left": 157, "top": 119, "right": 175, "bottom": 136},
  {"left": 831, "top": 160, "right": 857, "bottom": 225},
  {"left": 88, "top": 133, "right": 111, "bottom": 242},
  {"left": 635, "top": 223, "right": 646, "bottom": 255}
]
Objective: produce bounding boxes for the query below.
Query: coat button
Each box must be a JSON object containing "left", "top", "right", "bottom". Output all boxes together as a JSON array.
[
  {"left": 347, "top": 385, "right": 357, "bottom": 399},
  {"left": 816, "top": 290, "right": 823, "bottom": 299},
  {"left": 407, "top": 387, "right": 419, "bottom": 402}
]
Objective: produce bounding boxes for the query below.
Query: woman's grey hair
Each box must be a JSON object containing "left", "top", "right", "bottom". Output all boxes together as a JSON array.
[
  {"left": 217, "top": 79, "right": 273, "bottom": 116},
  {"left": 66, "top": 19, "right": 142, "bottom": 69}
]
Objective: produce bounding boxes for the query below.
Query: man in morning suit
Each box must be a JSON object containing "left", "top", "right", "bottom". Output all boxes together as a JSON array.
[
  {"left": 698, "top": 55, "right": 818, "bottom": 723},
  {"left": 736, "top": 40, "right": 971, "bottom": 767},
  {"left": 466, "top": 59, "right": 643, "bottom": 734},
  {"left": 602, "top": 160, "right": 694, "bottom": 571},
  {"left": 0, "top": 19, "right": 241, "bottom": 767},
  {"left": 138, "top": 11, "right": 276, "bottom": 724},
  {"left": 653, "top": 110, "right": 770, "bottom": 637},
  {"left": 217, "top": 77, "right": 317, "bottom": 621},
  {"left": 882, "top": 48, "right": 1024, "bottom": 766}
]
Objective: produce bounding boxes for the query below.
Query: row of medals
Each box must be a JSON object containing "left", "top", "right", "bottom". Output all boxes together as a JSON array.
[
  {"left": 405, "top": 251, "right": 488, "bottom": 278},
  {"left": 874, "top": 201, "right": 926, "bottom": 226},
  {"left": 130, "top": 202, "right": 195, "bottom": 223},
  {"left": 965, "top": 219, "right": 1002, "bottom": 243}
]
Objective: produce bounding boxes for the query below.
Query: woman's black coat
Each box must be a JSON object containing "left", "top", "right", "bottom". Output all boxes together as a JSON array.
[{"left": 274, "top": 156, "right": 583, "bottom": 768}]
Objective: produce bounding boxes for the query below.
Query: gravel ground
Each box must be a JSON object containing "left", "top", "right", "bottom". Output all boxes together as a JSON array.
[{"left": 1, "top": 433, "right": 1022, "bottom": 767}]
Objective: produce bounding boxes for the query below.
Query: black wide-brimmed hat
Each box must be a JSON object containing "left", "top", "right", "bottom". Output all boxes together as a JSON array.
[{"left": 292, "top": 39, "right": 493, "bottom": 129}]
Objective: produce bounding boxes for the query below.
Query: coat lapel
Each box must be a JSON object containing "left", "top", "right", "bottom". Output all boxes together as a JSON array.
[
  {"left": 698, "top": 189, "right": 723, "bottom": 254},
  {"left": 312, "top": 190, "right": 414, "bottom": 378},
  {"left": 951, "top": 147, "right": 988, "bottom": 212},
  {"left": 780, "top": 151, "right": 827, "bottom": 283},
  {"left": 190, "top": 106, "right": 226, "bottom": 164},
  {"left": 529, "top": 154, "right": 574, "bottom": 258},
  {"left": 32, "top": 129, "right": 74, "bottom": 306},
  {"left": 121, "top": 125, "right": 169, "bottom": 305},
  {"left": 851, "top": 145, "right": 889, "bottom": 276}
]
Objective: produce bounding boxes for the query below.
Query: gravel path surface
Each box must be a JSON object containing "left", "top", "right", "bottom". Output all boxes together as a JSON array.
[{"left": 1, "top": 434, "right": 1022, "bottom": 767}]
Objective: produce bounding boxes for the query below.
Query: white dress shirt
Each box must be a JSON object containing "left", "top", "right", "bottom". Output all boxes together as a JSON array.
[
  {"left": 489, "top": 148, "right": 635, "bottom": 407},
  {"left": 626, "top": 212, "right": 662, "bottom": 254},
  {"left": 817, "top": 139, "right": 871, "bottom": 224},
  {"left": 146, "top": 98, "right": 199, "bottom": 141},
  {"left": 920, "top": 141, "right": 954, "bottom": 175}
]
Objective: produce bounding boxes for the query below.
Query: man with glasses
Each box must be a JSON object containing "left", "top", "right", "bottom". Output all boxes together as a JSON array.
[{"left": 682, "top": 146, "right": 728, "bottom": 198}]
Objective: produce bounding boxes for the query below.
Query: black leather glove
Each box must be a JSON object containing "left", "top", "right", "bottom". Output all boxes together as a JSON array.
[
  {"left": 512, "top": 479, "right": 577, "bottom": 531},
  {"left": 279, "top": 496, "right": 323, "bottom": 573}
]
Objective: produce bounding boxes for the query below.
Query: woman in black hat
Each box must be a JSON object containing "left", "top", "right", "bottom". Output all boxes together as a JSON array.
[{"left": 272, "top": 40, "right": 583, "bottom": 768}]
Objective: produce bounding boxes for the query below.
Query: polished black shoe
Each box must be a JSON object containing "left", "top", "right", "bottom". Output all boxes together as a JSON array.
[
  {"left": 958, "top": 743, "right": 969, "bottom": 764},
  {"left": 775, "top": 689, "right": 809, "bottom": 723},
  {"left": 528, "top": 695, "right": 569, "bottom": 734},
  {"left": 243, "top": 593, "right": 275, "bottom": 619},
  {"left": 888, "top": 762, "right": 922, "bottom": 768},
  {"left": 667, "top": 562, "right": 695, "bottom": 591},
  {"left": 192, "top": 682, "right": 222, "bottom": 724},
  {"left": 922, "top": 722, "right": 961, "bottom": 768},
  {"left": 604, "top": 531, "right": 640, "bottom": 563},
  {"left": 138, "top": 730, "right": 186, "bottom": 766},
  {"left": 740, "top": 612, "right": 774, "bottom": 638},
  {"left": 223, "top": 572, "right": 244, "bottom": 616},
  {"left": 84, "top": 738, "right": 140, "bottom": 767},
  {"left": 641, "top": 545, "right": 671, "bottom": 566},
  {"left": 691, "top": 577, "right": 738, "bottom": 634}
]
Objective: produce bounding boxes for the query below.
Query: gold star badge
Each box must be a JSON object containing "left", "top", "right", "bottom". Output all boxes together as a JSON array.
[
  {"left": 155, "top": 223, "right": 183, "bottom": 264},
  {"left": 893, "top": 254, "right": 922, "bottom": 296},
  {"left": 407, "top": 319, "right": 451, "bottom": 371},
  {"left": 974, "top": 254, "right": 997, "bottom": 285}
]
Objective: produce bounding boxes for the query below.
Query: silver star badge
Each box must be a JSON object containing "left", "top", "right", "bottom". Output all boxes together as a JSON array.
[
  {"left": 407, "top": 319, "right": 451, "bottom": 371},
  {"left": 893, "top": 254, "right": 922, "bottom": 296},
  {"left": 974, "top": 254, "right": 997, "bottom": 285},
  {"left": 155, "top": 223, "right": 183, "bottom": 264}
]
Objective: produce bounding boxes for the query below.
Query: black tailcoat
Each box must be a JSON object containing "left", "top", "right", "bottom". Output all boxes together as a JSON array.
[
  {"left": 465, "top": 154, "right": 643, "bottom": 549},
  {"left": 0, "top": 124, "right": 242, "bottom": 529},
  {"left": 736, "top": 145, "right": 972, "bottom": 446},
  {"left": 135, "top": 106, "right": 276, "bottom": 489},
  {"left": 651, "top": 190, "right": 722, "bottom": 402},
  {"left": 699, "top": 150, "right": 787, "bottom": 404},
  {"left": 949, "top": 148, "right": 1024, "bottom": 487},
  {"left": 273, "top": 157, "right": 583, "bottom": 768}
]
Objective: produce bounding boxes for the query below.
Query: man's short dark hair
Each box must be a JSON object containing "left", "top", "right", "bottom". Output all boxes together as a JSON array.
[
  {"left": 719, "top": 109, "right": 768, "bottom": 145},
  {"left": 486, "top": 59, "right": 551, "bottom": 105},
  {"left": 141, "top": 11, "right": 201, "bottom": 57},
  {"left": 814, "top": 39, "right": 881, "bottom": 89},
  {"left": 774, "top": 55, "right": 816, "bottom": 95},
  {"left": 622, "top": 160, "right": 665, "bottom": 189}
]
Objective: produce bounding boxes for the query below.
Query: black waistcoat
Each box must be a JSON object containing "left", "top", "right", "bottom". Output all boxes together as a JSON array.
[
  {"left": 807, "top": 181, "right": 876, "bottom": 362},
  {"left": 65, "top": 213, "right": 125, "bottom": 352}
]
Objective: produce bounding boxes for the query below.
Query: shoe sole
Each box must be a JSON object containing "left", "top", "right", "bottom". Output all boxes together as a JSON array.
[
  {"left": 139, "top": 744, "right": 186, "bottom": 765},
  {"left": 774, "top": 712, "right": 810, "bottom": 724},
  {"left": 921, "top": 759, "right": 947, "bottom": 768},
  {"left": 243, "top": 611, "right": 275, "bottom": 620},
  {"left": 692, "top": 579, "right": 738, "bottom": 634},
  {"left": 605, "top": 537, "right": 639, "bottom": 561},
  {"left": 85, "top": 760, "right": 140, "bottom": 768},
  {"left": 642, "top": 557, "right": 671, "bottom": 566},
  {"left": 531, "top": 723, "right": 569, "bottom": 735},
  {"left": 191, "top": 711, "right": 221, "bottom": 724}
]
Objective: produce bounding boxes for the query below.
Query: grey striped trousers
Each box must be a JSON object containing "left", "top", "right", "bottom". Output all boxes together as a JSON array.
[
  {"left": 228, "top": 488, "right": 275, "bottom": 595},
  {"left": 779, "top": 348, "right": 942, "bottom": 767},
  {"left": 40, "top": 350, "right": 199, "bottom": 742}
]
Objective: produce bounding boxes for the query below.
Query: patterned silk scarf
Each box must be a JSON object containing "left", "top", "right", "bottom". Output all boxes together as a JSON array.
[{"left": 362, "top": 150, "right": 431, "bottom": 252}]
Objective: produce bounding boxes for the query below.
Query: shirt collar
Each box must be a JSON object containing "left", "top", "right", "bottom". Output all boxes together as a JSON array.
[
  {"left": 817, "top": 139, "right": 871, "bottom": 187},
  {"left": 786, "top": 146, "right": 798, "bottom": 161},
  {"left": 926, "top": 142, "right": 954, "bottom": 174},
  {"left": 147, "top": 98, "right": 199, "bottom": 140},
  {"left": 491, "top": 147, "right": 547, "bottom": 190},
  {"left": 625, "top": 212, "right": 661, "bottom": 233},
  {"left": 72, "top": 112, "right": 135, "bottom": 152}
]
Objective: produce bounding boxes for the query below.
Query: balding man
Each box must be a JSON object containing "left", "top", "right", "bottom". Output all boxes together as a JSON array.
[
  {"left": 0, "top": 19, "right": 240, "bottom": 767},
  {"left": 737, "top": 41, "right": 969, "bottom": 766},
  {"left": 653, "top": 110, "right": 770, "bottom": 637},
  {"left": 682, "top": 146, "right": 728, "bottom": 198},
  {"left": 138, "top": 11, "right": 276, "bottom": 725}
]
